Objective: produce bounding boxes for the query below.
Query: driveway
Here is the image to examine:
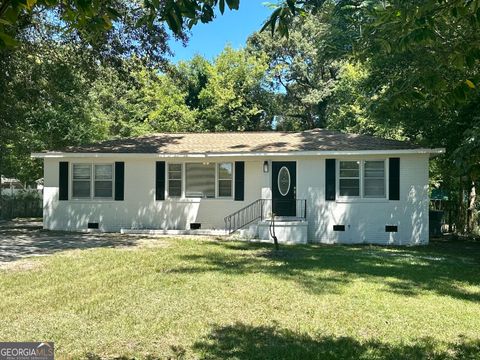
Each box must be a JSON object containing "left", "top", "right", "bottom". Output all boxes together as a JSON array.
[{"left": 0, "top": 219, "right": 142, "bottom": 265}]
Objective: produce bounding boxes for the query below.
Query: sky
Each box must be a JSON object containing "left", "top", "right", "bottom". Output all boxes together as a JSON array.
[{"left": 168, "top": 1, "right": 273, "bottom": 63}]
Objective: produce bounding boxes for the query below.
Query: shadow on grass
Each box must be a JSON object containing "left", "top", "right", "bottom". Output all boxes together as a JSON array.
[
  {"left": 174, "top": 239, "right": 480, "bottom": 301},
  {"left": 193, "top": 322, "right": 480, "bottom": 360}
]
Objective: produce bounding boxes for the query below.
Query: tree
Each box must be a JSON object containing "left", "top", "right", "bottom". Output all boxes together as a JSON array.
[
  {"left": 248, "top": 9, "right": 340, "bottom": 130},
  {"left": 197, "top": 46, "right": 275, "bottom": 131},
  {"left": 0, "top": 0, "right": 240, "bottom": 48},
  {"left": 0, "top": 41, "right": 106, "bottom": 183},
  {"left": 90, "top": 61, "right": 198, "bottom": 137},
  {"left": 260, "top": 0, "right": 480, "bottom": 233},
  {"left": 173, "top": 54, "right": 211, "bottom": 111}
]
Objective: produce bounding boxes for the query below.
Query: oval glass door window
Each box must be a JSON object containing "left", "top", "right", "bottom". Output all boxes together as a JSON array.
[{"left": 278, "top": 166, "right": 291, "bottom": 196}]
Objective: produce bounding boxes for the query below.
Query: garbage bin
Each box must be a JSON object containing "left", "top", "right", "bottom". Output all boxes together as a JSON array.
[{"left": 429, "top": 210, "right": 444, "bottom": 237}]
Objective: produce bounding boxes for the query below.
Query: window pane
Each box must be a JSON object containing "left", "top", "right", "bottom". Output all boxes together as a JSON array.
[
  {"left": 364, "top": 161, "right": 385, "bottom": 178},
  {"left": 339, "top": 179, "right": 360, "bottom": 196},
  {"left": 168, "top": 164, "right": 182, "bottom": 197},
  {"left": 94, "top": 181, "right": 112, "bottom": 198},
  {"left": 169, "top": 164, "right": 182, "bottom": 172},
  {"left": 364, "top": 161, "right": 385, "bottom": 197},
  {"left": 169, "top": 180, "right": 182, "bottom": 197},
  {"left": 186, "top": 163, "right": 215, "bottom": 198},
  {"left": 218, "top": 180, "right": 232, "bottom": 197},
  {"left": 95, "top": 165, "right": 112, "bottom": 180},
  {"left": 339, "top": 161, "right": 359, "bottom": 177},
  {"left": 72, "top": 181, "right": 90, "bottom": 198},
  {"left": 168, "top": 164, "right": 182, "bottom": 180},
  {"left": 364, "top": 178, "right": 385, "bottom": 197},
  {"left": 218, "top": 163, "right": 233, "bottom": 179},
  {"left": 169, "top": 172, "right": 182, "bottom": 180},
  {"left": 73, "top": 164, "right": 91, "bottom": 179}
]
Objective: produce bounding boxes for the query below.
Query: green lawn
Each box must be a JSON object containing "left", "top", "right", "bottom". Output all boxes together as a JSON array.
[{"left": 1, "top": 237, "right": 480, "bottom": 359}]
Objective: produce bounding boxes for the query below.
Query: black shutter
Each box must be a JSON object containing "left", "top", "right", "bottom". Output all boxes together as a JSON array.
[
  {"left": 59, "top": 161, "right": 69, "bottom": 201},
  {"left": 234, "top": 161, "right": 245, "bottom": 201},
  {"left": 114, "top": 162, "right": 125, "bottom": 201},
  {"left": 389, "top": 158, "right": 400, "bottom": 200},
  {"left": 325, "top": 159, "right": 336, "bottom": 201},
  {"left": 156, "top": 161, "right": 166, "bottom": 200}
]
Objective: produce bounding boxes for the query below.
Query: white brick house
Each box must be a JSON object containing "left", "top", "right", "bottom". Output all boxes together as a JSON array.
[{"left": 32, "top": 129, "right": 444, "bottom": 245}]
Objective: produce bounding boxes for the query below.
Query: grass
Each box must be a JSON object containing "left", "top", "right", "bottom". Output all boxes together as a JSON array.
[{"left": 1, "top": 237, "right": 480, "bottom": 359}]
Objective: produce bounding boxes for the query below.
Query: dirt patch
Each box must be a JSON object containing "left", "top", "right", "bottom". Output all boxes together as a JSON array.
[{"left": 0, "top": 259, "right": 44, "bottom": 272}]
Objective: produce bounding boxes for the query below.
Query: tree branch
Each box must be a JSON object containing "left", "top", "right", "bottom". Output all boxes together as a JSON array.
[{"left": 0, "top": 0, "right": 11, "bottom": 20}]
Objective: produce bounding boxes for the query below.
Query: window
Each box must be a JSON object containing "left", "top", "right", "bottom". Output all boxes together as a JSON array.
[
  {"left": 168, "top": 164, "right": 182, "bottom": 197},
  {"left": 186, "top": 163, "right": 215, "bottom": 198},
  {"left": 339, "top": 161, "right": 360, "bottom": 196},
  {"left": 218, "top": 163, "right": 233, "bottom": 197},
  {"left": 72, "top": 163, "right": 113, "bottom": 199},
  {"left": 72, "top": 164, "right": 92, "bottom": 198},
  {"left": 94, "top": 164, "right": 113, "bottom": 198},
  {"left": 364, "top": 161, "right": 385, "bottom": 198},
  {"left": 338, "top": 160, "right": 387, "bottom": 199}
]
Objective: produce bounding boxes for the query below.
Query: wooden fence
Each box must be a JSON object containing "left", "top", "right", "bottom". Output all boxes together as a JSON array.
[{"left": 0, "top": 195, "right": 43, "bottom": 220}]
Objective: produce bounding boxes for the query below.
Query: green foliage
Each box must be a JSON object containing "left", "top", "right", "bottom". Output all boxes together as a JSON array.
[
  {"left": 0, "top": 41, "right": 276, "bottom": 181},
  {"left": 326, "top": 62, "right": 386, "bottom": 136},
  {"left": 2, "top": 0, "right": 480, "bottom": 233},
  {"left": 248, "top": 10, "right": 340, "bottom": 130},
  {"left": 267, "top": 0, "right": 480, "bottom": 233},
  {"left": 0, "top": 0, "right": 240, "bottom": 48},
  {"left": 91, "top": 62, "right": 198, "bottom": 137},
  {"left": 0, "top": 40, "right": 107, "bottom": 183},
  {"left": 197, "top": 46, "right": 274, "bottom": 131},
  {"left": 174, "top": 55, "right": 211, "bottom": 110}
]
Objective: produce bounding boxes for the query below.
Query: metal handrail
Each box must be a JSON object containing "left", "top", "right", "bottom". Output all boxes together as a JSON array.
[
  {"left": 224, "top": 199, "right": 265, "bottom": 234},
  {"left": 224, "top": 198, "right": 307, "bottom": 234}
]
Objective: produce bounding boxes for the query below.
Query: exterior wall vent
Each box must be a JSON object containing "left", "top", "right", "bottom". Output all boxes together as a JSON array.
[
  {"left": 190, "top": 223, "right": 201, "bottom": 230},
  {"left": 333, "top": 225, "right": 345, "bottom": 231},
  {"left": 385, "top": 225, "right": 398, "bottom": 232}
]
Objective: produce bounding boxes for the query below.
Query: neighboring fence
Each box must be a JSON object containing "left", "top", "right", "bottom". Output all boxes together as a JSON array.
[{"left": 0, "top": 193, "right": 43, "bottom": 220}]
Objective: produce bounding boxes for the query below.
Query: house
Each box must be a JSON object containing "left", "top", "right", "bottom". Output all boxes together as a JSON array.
[
  {"left": 1, "top": 175, "right": 25, "bottom": 195},
  {"left": 1, "top": 176, "right": 43, "bottom": 195},
  {"left": 31, "top": 129, "right": 444, "bottom": 245}
]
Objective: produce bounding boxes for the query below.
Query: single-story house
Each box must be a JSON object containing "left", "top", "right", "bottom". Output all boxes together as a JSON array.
[
  {"left": 32, "top": 129, "right": 444, "bottom": 245},
  {"left": 1, "top": 175, "right": 42, "bottom": 195}
]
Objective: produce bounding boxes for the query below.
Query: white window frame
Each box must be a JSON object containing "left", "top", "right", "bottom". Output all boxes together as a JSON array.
[
  {"left": 216, "top": 162, "right": 234, "bottom": 198},
  {"left": 338, "top": 160, "right": 361, "bottom": 198},
  {"left": 72, "top": 163, "right": 92, "bottom": 199},
  {"left": 337, "top": 159, "right": 388, "bottom": 200},
  {"left": 71, "top": 163, "right": 114, "bottom": 200},
  {"left": 167, "top": 163, "right": 183, "bottom": 198}
]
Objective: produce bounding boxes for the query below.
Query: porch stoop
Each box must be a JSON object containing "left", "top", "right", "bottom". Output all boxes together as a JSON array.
[{"left": 236, "top": 219, "right": 308, "bottom": 244}]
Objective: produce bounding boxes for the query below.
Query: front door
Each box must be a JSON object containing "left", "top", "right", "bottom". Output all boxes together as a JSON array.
[{"left": 272, "top": 161, "right": 296, "bottom": 216}]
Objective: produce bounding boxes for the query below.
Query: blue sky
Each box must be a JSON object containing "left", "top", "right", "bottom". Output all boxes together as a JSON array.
[{"left": 168, "top": 1, "right": 273, "bottom": 63}]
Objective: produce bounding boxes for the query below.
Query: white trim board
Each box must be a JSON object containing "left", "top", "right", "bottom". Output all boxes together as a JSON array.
[{"left": 32, "top": 148, "right": 445, "bottom": 159}]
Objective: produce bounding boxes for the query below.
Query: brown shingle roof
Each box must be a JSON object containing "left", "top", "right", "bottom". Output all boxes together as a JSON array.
[{"left": 55, "top": 129, "right": 421, "bottom": 154}]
